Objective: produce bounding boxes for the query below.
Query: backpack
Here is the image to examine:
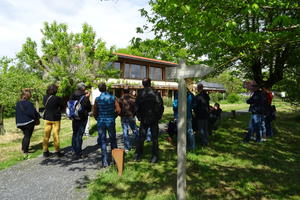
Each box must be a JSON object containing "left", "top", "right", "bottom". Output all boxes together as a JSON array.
[{"left": 66, "top": 96, "right": 85, "bottom": 120}]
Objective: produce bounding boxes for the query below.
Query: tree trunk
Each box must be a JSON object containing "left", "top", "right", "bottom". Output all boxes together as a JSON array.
[{"left": 0, "top": 105, "right": 5, "bottom": 135}]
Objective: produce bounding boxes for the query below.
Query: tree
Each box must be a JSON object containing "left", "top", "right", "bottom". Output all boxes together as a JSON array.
[
  {"left": 17, "top": 21, "right": 117, "bottom": 97},
  {"left": 138, "top": 0, "right": 300, "bottom": 89},
  {"left": 0, "top": 57, "right": 45, "bottom": 134}
]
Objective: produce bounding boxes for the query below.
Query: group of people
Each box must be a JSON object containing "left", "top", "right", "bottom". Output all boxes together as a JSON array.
[
  {"left": 243, "top": 80, "right": 276, "bottom": 143},
  {"left": 169, "top": 83, "right": 222, "bottom": 150},
  {"left": 15, "top": 78, "right": 165, "bottom": 166}
]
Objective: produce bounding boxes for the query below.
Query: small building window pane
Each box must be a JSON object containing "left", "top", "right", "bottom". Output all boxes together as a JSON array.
[
  {"left": 124, "top": 64, "right": 130, "bottom": 78},
  {"left": 114, "top": 62, "right": 120, "bottom": 71},
  {"left": 150, "top": 67, "right": 162, "bottom": 80}
]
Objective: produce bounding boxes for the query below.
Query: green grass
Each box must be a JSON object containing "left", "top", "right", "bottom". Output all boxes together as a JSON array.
[
  {"left": 0, "top": 116, "right": 123, "bottom": 170},
  {"left": 88, "top": 104, "right": 300, "bottom": 200}
]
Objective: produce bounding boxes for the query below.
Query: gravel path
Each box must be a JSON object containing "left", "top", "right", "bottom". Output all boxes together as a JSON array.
[{"left": 0, "top": 135, "right": 124, "bottom": 200}]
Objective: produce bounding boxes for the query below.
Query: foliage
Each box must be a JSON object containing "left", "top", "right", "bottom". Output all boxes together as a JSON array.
[
  {"left": 17, "top": 21, "right": 117, "bottom": 97},
  {"left": 138, "top": 0, "right": 300, "bottom": 89},
  {"left": 0, "top": 58, "right": 46, "bottom": 117},
  {"left": 226, "top": 93, "right": 240, "bottom": 104},
  {"left": 209, "top": 92, "right": 224, "bottom": 103}
]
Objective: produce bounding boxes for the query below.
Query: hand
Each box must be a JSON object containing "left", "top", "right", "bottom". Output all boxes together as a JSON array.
[{"left": 85, "top": 91, "right": 90, "bottom": 97}]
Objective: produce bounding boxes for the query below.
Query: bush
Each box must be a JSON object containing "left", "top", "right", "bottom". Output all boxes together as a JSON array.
[
  {"left": 163, "top": 97, "right": 173, "bottom": 107},
  {"left": 226, "top": 93, "right": 240, "bottom": 103},
  {"left": 210, "top": 92, "right": 224, "bottom": 103}
]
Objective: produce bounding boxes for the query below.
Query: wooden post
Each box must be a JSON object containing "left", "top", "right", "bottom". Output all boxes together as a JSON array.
[
  {"left": 177, "top": 74, "right": 187, "bottom": 200},
  {"left": 0, "top": 105, "right": 5, "bottom": 135},
  {"left": 168, "top": 61, "right": 214, "bottom": 200}
]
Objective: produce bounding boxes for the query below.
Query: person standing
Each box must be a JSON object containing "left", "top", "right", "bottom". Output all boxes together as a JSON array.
[
  {"left": 15, "top": 89, "right": 40, "bottom": 159},
  {"left": 70, "top": 82, "right": 92, "bottom": 159},
  {"left": 93, "top": 83, "right": 121, "bottom": 167},
  {"left": 173, "top": 90, "right": 196, "bottom": 150},
  {"left": 118, "top": 88, "right": 139, "bottom": 152},
  {"left": 42, "top": 84, "right": 64, "bottom": 157},
  {"left": 193, "top": 83, "right": 210, "bottom": 146},
  {"left": 244, "top": 81, "right": 266, "bottom": 143},
  {"left": 135, "top": 78, "right": 164, "bottom": 163}
]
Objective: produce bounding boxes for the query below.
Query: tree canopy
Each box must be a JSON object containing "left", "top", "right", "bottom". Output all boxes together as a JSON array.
[
  {"left": 138, "top": 0, "right": 300, "bottom": 89},
  {"left": 17, "top": 21, "right": 117, "bottom": 97}
]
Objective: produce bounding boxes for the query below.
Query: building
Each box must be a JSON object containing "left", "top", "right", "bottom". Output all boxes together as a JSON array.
[{"left": 93, "top": 53, "right": 225, "bottom": 101}]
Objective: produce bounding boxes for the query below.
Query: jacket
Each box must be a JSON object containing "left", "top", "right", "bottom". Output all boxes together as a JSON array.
[
  {"left": 136, "top": 87, "right": 164, "bottom": 124},
  {"left": 193, "top": 91, "right": 210, "bottom": 119},
  {"left": 16, "top": 100, "right": 40, "bottom": 127},
  {"left": 247, "top": 90, "right": 267, "bottom": 115},
  {"left": 118, "top": 93, "right": 136, "bottom": 118},
  {"left": 43, "top": 95, "right": 64, "bottom": 121}
]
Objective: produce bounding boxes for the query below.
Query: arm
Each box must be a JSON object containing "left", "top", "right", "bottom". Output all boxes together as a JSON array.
[
  {"left": 93, "top": 103, "right": 98, "bottom": 119},
  {"left": 115, "top": 99, "right": 121, "bottom": 115}
]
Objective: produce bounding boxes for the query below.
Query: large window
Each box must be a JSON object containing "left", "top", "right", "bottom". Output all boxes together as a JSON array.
[
  {"left": 124, "top": 64, "right": 146, "bottom": 79},
  {"left": 149, "top": 66, "right": 162, "bottom": 80}
]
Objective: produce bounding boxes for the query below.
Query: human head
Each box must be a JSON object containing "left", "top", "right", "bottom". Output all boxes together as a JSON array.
[
  {"left": 21, "top": 89, "right": 32, "bottom": 100},
  {"left": 214, "top": 103, "right": 220, "bottom": 109},
  {"left": 46, "top": 84, "right": 58, "bottom": 95},
  {"left": 98, "top": 83, "right": 107, "bottom": 92},
  {"left": 250, "top": 80, "right": 259, "bottom": 91},
  {"left": 142, "top": 78, "right": 151, "bottom": 87},
  {"left": 123, "top": 87, "right": 130, "bottom": 94},
  {"left": 197, "top": 83, "right": 204, "bottom": 92},
  {"left": 77, "top": 82, "right": 86, "bottom": 91}
]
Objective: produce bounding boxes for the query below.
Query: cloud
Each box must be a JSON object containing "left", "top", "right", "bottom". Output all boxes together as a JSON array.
[{"left": 0, "top": 0, "right": 152, "bottom": 57}]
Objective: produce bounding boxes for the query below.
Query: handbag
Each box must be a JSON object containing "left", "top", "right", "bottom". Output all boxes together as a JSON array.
[
  {"left": 42, "top": 95, "right": 52, "bottom": 119},
  {"left": 34, "top": 118, "right": 40, "bottom": 126}
]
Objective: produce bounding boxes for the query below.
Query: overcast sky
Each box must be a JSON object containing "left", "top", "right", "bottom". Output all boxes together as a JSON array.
[{"left": 0, "top": 0, "right": 152, "bottom": 58}]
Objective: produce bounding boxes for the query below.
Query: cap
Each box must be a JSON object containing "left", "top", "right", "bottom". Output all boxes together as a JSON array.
[{"left": 77, "top": 82, "right": 86, "bottom": 90}]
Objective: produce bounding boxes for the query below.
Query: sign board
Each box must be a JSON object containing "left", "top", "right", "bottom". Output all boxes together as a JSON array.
[{"left": 167, "top": 64, "right": 214, "bottom": 79}]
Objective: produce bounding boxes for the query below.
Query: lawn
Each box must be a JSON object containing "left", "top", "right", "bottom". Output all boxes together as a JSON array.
[
  {"left": 0, "top": 116, "right": 123, "bottom": 170},
  {"left": 87, "top": 100, "right": 300, "bottom": 200}
]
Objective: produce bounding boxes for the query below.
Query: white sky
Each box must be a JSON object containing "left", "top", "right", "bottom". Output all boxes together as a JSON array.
[{"left": 0, "top": 0, "right": 152, "bottom": 58}]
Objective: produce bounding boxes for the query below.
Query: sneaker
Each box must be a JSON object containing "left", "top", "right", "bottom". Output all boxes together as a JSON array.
[
  {"left": 55, "top": 151, "right": 64, "bottom": 157},
  {"left": 261, "top": 138, "right": 267, "bottom": 142},
  {"left": 150, "top": 156, "right": 158, "bottom": 164},
  {"left": 134, "top": 154, "right": 141, "bottom": 162},
  {"left": 43, "top": 151, "right": 50, "bottom": 158},
  {"left": 72, "top": 154, "right": 82, "bottom": 160}
]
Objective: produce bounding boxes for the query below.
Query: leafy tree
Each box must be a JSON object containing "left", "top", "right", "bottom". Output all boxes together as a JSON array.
[
  {"left": 138, "top": 0, "right": 300, "bottom": 89},
  {"left": 17, "top": 21, "right": 117, "bottom": 97},
  {"left": 0, "top": 57, "right": 45, "bottom": 134}
]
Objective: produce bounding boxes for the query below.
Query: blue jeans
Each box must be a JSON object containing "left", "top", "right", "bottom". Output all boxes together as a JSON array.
[
  {"left": 187, "top": 119, "right": 195, "bottom": 150},
  {"left": 72, "top": 119, "right": 88, "bottom": 155},
  {"left": 146, "top": 128, "right": 151, "bottom": 142},
  {"left": 121, "top": 117, "right": 138, "bottom": 150},
  {"left": 265, "top": 115, "right": 273, "bottom": 137},
  {"left": 197, "top": 119, "right": 209, "bottom": 146},
  {"left": 245, "top": 114, "right": 264, "bottom": 142},
  {"left": 97, "top": 119, "right": 117, "bottom": 166}
]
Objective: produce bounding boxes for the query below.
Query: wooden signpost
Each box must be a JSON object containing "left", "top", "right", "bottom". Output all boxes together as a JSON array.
[{"left": 169, "top": 61, "right": 214, "bottom": 200}]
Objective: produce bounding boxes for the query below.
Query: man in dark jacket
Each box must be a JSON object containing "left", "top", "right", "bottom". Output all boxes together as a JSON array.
[
  {"left": 135, "top": 78, "right": 164, "bottom": 163},
  {"left": 118, "top": 88, "right": 139, "bottom": 152},
  {"left": 244, "top": 81, "right": 267, "bottom": 143},
  {"left": 69, "top": 82, "right": 92, "bottom": 159},
  {"left": 193, "top": 83, "right": 210, "bottom": 146}
]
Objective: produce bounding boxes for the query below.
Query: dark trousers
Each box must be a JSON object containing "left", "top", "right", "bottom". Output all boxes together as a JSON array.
[
  {"left": 72, "top": 119, "right": 88, "bottom": 155},
  {"left": 19, "top": 122, "right": 35, "bottom": 153},
  {"left": 136, "top": 121, "right": 159, "bottom": 158}
]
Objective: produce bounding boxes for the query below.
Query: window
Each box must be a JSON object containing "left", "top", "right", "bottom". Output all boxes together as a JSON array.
[
  {"left": 124, "top": 63, "right": 146, "bottom": 79},
  {"left": 113, "top": 62, "right": 120, "bottom": 71},
  {"left": 149, "top": 66, "right": 162, "bottom": 80}
]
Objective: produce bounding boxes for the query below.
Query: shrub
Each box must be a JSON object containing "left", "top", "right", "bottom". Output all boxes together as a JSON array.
[
  {"left": 210, "top": 92, "right": 224, "bottom": 103},
  {"left": 226, "top": 93, "right": 240, "bottom": 103},
  {"left": 163, "top": 97, "right": 173, "bottom": 107}
]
